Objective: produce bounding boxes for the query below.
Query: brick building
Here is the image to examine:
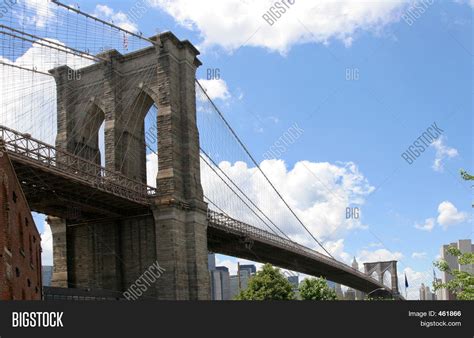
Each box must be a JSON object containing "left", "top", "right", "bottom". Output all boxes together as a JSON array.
[{"left": 0, "top": 144, "right": 42, "bottom": 300}]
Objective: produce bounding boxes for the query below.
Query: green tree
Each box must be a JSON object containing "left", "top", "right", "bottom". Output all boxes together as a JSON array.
[
  {"left": 433, "top": 246, "right": 474, "bottom": 300},
  {"left": 460, "top": 169, "right": 474, "bottom": 181},
  {"left": 460, "top": 169, "right": 473, "bottom": 208},
  {"left": 299, "top": 277, "right": 337, "bottom": 300},
  {"left": 235, "top": 264, "right": 295, "bottom": 300}
]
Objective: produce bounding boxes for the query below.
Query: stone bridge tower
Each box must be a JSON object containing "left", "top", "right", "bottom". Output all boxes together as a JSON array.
[
  {"left": 47, "top": 32, "right": 209, "bottom": 300},
  {"left": 363, "top": 260, "right": 399, "bottom": 296}
]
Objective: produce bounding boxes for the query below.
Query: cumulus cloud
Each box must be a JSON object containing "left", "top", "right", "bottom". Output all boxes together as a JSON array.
[
  {"left": 16, "top": 0, "right": 57, "bottom": 28},
  {"left": 437, "top": 201, "right": 468, "bottom": 229},
  {"left": 357, "top": 248, "right": 403, "bottom": 263},
  {"left": 93, "top": 4, "right": 139, "bottom": 33},
  {"left": 0, "top": 40, "right": 93, "bottom": 143},
  {"left": 204, "top": 159, "right": 374, "bottom": 247},
  {"left": 197, "top": 79, "right": 231, "bottom": 101},
  {"left": 453, "top": 0, "right": 474, "bottom": 8},
  {"left": 431, "top": 136, "right": 458, "bottom": 172},
  {"left": 146, "top": 155, "right": 374, "bottom": 253},
  {"left": 411, "top": 252, "right": 427, "bottom": 259},
  {"left": 399, "top": 267, "right": 432, "bottom": 300},
  {"left": 414, "top": 218, "right": 435, "bottom": 232},
  {"left": 148, "top": 0, "right": 409, "bottom": 53}
]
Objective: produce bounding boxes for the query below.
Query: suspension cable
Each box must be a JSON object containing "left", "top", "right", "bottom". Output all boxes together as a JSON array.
[{"left": 196, "top": 79, "right": 334, "bottom": 259}]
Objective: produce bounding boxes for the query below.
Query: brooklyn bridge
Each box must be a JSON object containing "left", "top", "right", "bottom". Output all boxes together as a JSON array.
[{"left": 0, "top": 1, "right": 401, "bottom": 300}]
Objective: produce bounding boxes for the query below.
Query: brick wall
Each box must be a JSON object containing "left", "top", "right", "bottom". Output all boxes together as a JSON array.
[{"left": 0, "top": 149, "right": 42, "bottom": 300}]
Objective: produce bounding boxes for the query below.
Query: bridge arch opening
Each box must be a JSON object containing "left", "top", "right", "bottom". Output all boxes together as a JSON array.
[
  {"left": 144, "top": 104, "right": 158, "bottom": 187},
  {"left": 76, "top": 103, "right": 105, "bottom": 166},
  {"left": 383, "top": 270, "right": 392, "bottom": 289},
  {"left": 120, "top": 89, "right": 157, "bottom": 184},
  {"left": 98, "top": 121, "right": 105, "bottom": 167},
  {"left": 370, "top": 271, "right": 379, "bottom": 282}
]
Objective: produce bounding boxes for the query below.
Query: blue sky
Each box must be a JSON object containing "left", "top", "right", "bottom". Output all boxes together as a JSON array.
[{"left": 3, "top": 0, "right": 471, "bottom": 299}]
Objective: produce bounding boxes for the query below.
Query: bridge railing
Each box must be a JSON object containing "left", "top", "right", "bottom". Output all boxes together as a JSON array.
[
  {"left": 207, "top": 209, "right": 381, "bottom": 282},
  {"left": 0, "top": 125, "right": 157, "bottom": 204},
  {"left": 207, "top": 209, "right": 335, "bottom": 261}
]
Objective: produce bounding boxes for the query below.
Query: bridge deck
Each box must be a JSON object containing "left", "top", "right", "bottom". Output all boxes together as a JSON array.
[
  {"left": 0, "top": 125, "right": 399, "bottom": 297},
  {"left": 207, "top": 210, "right": 396, "bottom": 295},
  {"left": 0, "top": 125, "right": 156, "bottom": 219}
]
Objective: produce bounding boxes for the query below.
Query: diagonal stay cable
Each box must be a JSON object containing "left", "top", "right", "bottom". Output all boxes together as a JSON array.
[
  {"left": 200, "top": 147, "right": 291, "bottom": 241},
  {"left": 196, "top": 79, "right": 334, "bottom": 259}
]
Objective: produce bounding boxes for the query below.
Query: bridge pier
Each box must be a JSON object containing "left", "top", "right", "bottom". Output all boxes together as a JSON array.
[
  {"left": 47, "top": 217, "right": 68, "bottom": 288},
  {"left": 153, "top": 204, "right": 209, "bottom": 300}
]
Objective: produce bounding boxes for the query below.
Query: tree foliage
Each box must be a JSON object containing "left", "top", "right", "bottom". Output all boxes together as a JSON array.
[
  {"left": 299, "top": 277, "right": 337, "bottom": 300},
  {"left": 235, "top": 264, "right": 295, "bottom": 300},
  {"left": 460, "top": 169, "right": 474, "bottom": 181},
  {"left": 434, "top": 246, "right": 474, "bottom": 300}
]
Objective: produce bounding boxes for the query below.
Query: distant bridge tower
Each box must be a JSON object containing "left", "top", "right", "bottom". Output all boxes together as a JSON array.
[
  {"left": 47, "top": 32, "right": 210, "bottom": 300},
  {"left": 363, "top": 260, "right": 399, "bottom": 296}
]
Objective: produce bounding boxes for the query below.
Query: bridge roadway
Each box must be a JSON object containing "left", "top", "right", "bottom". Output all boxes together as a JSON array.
[
  {"left": 207, "top": 210, "right": 394, "bottom": 295},
  {"left": 0, "top": 124, "right": 398, "bottom": 297}
]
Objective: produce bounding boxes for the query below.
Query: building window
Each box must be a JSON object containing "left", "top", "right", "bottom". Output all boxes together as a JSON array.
[
  {"left": 1, "top": 182, "right": 11, "bottom": 251},
  {"left": 12, "top": 191, "right": 17, "bottom": 203},
  {"left": 29, "top": 235, "right": 33, "bottom": 265},
  {"left": 18, "top": 213, "right": 24, "bottom": 252},
  {"left": 15, "top": 267, "right": 20, "bottom": 277},
  {"left": 27, "top": 279, "right": 31, "bottom": 287}
]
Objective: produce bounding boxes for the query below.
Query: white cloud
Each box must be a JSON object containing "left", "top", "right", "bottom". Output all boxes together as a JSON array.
[
  {"left": 0, "top": 40, "right": 93, "bottom": 143},
  {"left": 411, "top": 252, "right": 427, "bottom": 259},
  {"left": 40, "top": 220, "right": 53, "bottom": 266},
  {"left": 400, "top": 267, "right": 432, "bottom": 300},
  {"left": 146, "top": 156, "right": 374, "bottom": 255},
  {"left": 18, "top": 0, "right": 56, "bottom": 28},
  {"left": 431, "top": 136, "right": 458, "bottom": 172},
  {"left": 357, "top": 248, "right": 403, "bottom": 263},
  {"left": 414, "top": 218, "right": 435, "bottom": 232},
  {"left": 437, "top": 201, "right": 468, "bottom": 229},
  {"left": 453, "top": 0, "right": 474, "bottom": 8},
  {"left": 146, "top": 152, "right": 158, "bottom": 187},
  {"left": 197, "top": 79, "right": 231, "bottom": 101},
  {"left": 202, "top": 159, "right": 374, "bottom": 247},
  {"left": 93, "top": 5, "right": 139, "bottom": 32},
  {"left": 149, "top": 0, "right": 408, "bottom": 54}
]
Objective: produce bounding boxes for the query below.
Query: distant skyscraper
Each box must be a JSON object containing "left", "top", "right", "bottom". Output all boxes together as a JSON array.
[
  {"left": 210, "top": 266, "right": 231, "bottom": 300},
  {"left": 239, "top": 264, "right": 257, "bottom": 275},
  {"left": 350, "top": 257, "right": 364, "bottom": 300},
  {"left": 287, "top": 275, "right": 299, "bottom": 290},
  {"left": 419, "top": 283, "right": 436, "bottom": 300},
  {"left": 42, "top": 266, "right": 53, "bottom": 287},
  {"left": 334, "top": 283, "right": 344, "bottom": 300},
  {"left": 344, "top": 288, "right": 356, "bottom": 300},
  {"left": 352, "top": 257, "right": 359, "bottom": 270},
  {"left": 439, "top": 239, "right": 473, "bottom": 300},
  {"left": 208, "top": 253, "right": 216, "bottom": 271},
  {"left": 208, "top": 253, "right": 231, "bottom": 300},
  {"left": 326, "top": 280, "right": 335, "bottom": 289},
  {"left": 229, "top": 263, "right": 255, "bottom": 299}
]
